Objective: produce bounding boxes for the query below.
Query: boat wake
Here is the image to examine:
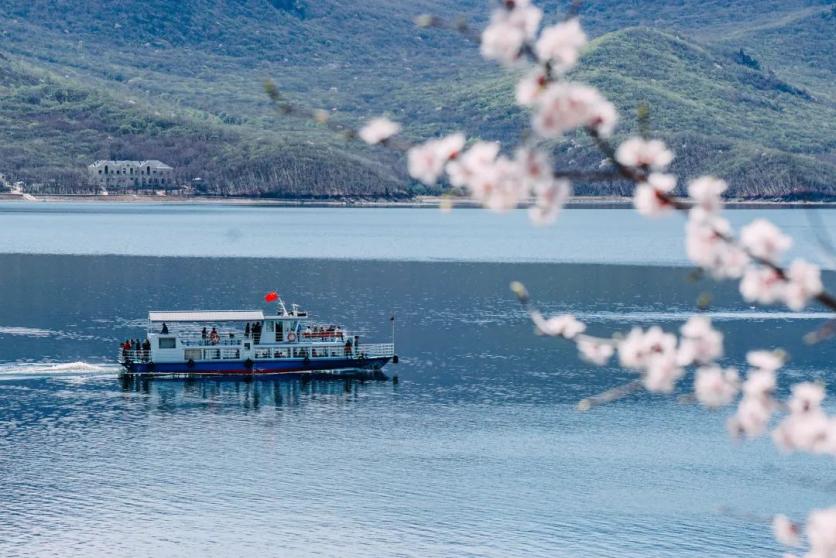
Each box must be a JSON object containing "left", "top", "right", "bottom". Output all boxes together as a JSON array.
[{"left": 0, "top": 360, "right": 120, "bottom": 378}]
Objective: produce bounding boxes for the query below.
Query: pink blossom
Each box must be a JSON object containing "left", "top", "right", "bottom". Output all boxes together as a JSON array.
[
  {"left": 480, "top": 1, "right": 542, "bottom": 66},
  {"left": 617, "top": 326, "right": 679, "bottom": 382},
  {"left": 514, "top": 147, "right": 553, "bottom": 188},
  {"left": 740, "top": 219, "right": 792, "bottom": 262},
  {"left": 466, "top": 155, "right": 528, "bottom": 212},
  {"left": 644, "top": 352, "right": 684, "bottom": 393},
  {"left": 358, "top": 117, "right": 401, "bottom": 145},
  {"left": 687, "top": 176, "right": 727, "bottom": 213},
  {"left": 772, "top": 515, "right": 802, "bottom": 547},
  {"left": 531, "top": 311, "right": 586, "bottom": 339},
  {"left": 740, "top": 266, "right": 785, "bottom": 305},
  {"left": 516, "top": 69, "right": 547, "bottom": 106},
  {"left": 685, "top": 210, "right": 749, "bottom": 279},
  {"left": 771, "top": 410, "right": 831, "bottom": 454},
  {"left": 746, "top": 350, "right": 784, "bottom": 372},
  {"left": 677, "top": 316, "right": 724, "bottom": 366},
  {"left": 783, "top": 259, "right": 823, "bottom": 311},
  {"left": 534, "top": 18, "right": 587, "bottom": 73},
  {"left": 407, "top": 133, "right": 465, "bottom": 185},
  {"left": 742, "top": 369, "right": 777, "bottom": 398},
  {"left": 694, "top": 365, "right": 739, "bottom": 408},
  {"left": 633, "top": 173, "right": 676, "bottom": 217},
  {"left": 577, "top": 338, "right": 614, "bottom": 366},
  {"left": 806, "top": 507, "right": 836, "bottom": 557},
  {"left": 615, "top": 138, "right": 674, "bottom": 170},
  {"left": 446, "top": 141, "right": 500, "bottom": 188},
  {"left": 728, "top": 395, "right": 774, "bottom": 438},
  {"left": 528, "top": 179, "right": 571, "bottom": 225},
  {"left": 788, "top": 382, "right": 826, "bottom": 414},
  {"left": 532, "top": 82, "right": 617, "bottom": 138}
]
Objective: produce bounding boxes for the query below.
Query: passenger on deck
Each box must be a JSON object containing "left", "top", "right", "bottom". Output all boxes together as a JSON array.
[
  {"left": 161, "top": 322, "right": 169, "bottom": 334},
  {"left": 142, "top": 339, "right": 151, "bottom": 361},
  {"left": 253, "top": 322, "right": 261, "bottom": 344},
  {"left": 245, "top": 323, "right": 251, "bottom": 338},
  {"left": 344, "top": 339, "right": 352, "bottom": 356},
  {"left": 201, "top": 327, "right": 208, "bottom": 340},
  {"left": 210, "top": 327, "right": 220, "bottom": 345}
]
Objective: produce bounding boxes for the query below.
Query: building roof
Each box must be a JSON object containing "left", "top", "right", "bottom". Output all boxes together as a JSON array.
[
  {"left": 89, "top": 160, "right": 173, "bottom": 170},
  {"left": 148, "top": 310, "right": 264, "bottom": 323}
]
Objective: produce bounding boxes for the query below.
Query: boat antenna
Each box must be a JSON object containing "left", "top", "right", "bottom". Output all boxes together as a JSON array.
[
  {"left": 390, "top": 312, "right": 396, "bottom": 346},
  {"left": 278, "top": 296, "right": 288, "bottom": 316}
]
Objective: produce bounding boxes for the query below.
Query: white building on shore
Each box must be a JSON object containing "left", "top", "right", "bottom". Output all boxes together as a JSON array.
[{"left": 88, "top": 160, "right": 174, "bottom": 190}]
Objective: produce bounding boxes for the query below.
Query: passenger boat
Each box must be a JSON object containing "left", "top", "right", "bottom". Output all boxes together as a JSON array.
[{"left": 117, "top": 293, "right": 397, "bottom": 378}]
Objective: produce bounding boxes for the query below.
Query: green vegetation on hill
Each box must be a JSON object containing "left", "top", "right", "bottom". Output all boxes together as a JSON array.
[{"left": 0, "top": 1, "right": 833, "bottom": 198}]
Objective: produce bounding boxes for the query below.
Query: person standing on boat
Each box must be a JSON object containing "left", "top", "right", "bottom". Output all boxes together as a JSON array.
[
  {"left": 161, "top": 322, "right": 169, "bottom": 334},
  {"left": 253, "top": 322, "right": 262, "bottom": 344},
  {"left": 210, "top": 327, "right": 220, "bottom": 345},
  {"left": 142, "top": 339, "right": 151, "bottom": 361},
  {"left": 244, "top": 323, "right": 251, "bottom": 338},
  {"left": 201, "top": 327, "right": 208, "bottom": 341}
]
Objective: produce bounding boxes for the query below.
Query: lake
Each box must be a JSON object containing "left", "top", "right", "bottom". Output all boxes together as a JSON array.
[{"left": 0, "top": 203, "right": 834, "bottom": 557}]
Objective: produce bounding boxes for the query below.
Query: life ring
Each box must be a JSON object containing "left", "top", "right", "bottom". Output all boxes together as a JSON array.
[{"left": 287, "top": 332, "right": 297, "bottom": 342}]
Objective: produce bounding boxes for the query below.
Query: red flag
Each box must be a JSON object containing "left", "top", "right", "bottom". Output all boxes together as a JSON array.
[{"left": 264, "top": 291, "right": 279, "bottom": 302}]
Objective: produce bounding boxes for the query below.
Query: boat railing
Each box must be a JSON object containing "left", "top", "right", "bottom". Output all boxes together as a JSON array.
[
  {"left": 178, "top": 335, "right": 242, "bottom": 347},
  {"left": 118, "top": 349, "right": 151, "bottom": 363},
  {"left": 357, "top": 343, "right": 395, "bottom": 358}
]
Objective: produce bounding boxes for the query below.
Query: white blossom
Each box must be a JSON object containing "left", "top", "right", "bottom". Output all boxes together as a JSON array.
[
  {"left": 407, "top": 133, "right": 465, "bottom": 185},
  {"left": 687, "top": 176, "right": 727, "bottom": 213},
  {"left": 728, "top": 394, "right": 774, "bottom": 438},
  {"left": 677, "top": 316, "right": 723, "bottom": 366},
  {"left": 746, "top": 350, "right": 784, "bottom": 372},
  {"left": 789, "top": 382, "right": 826, "bottom": 414},
  {"left": 516, "top": 68, "right": 547, "bottom": 106},
  {"left": 742, "top": 369, "right": 777, "bottom": 398},
  {"left": 528, "top": 178, "right": 571, "bottom": 225},
  {"left": 806, "top": 507, "right": 836, "bottom": 557},
  {"left": 480, "top": 1, "right": 542, "bottom": 66},
  {"left": 739, "top": 219, "right": 792, "bottom": 262},
  {"left": 740, "top": 266, "right": 785, "bottom": 305},
  {"left": 633, "top": 173, "right": 676, "bottom": 217},
  {"left": 534, "top": 18, "right": 587, "bottom": 73},
  {"left": 772, "top": 515, "right": 802, "bottom": 547},
  {"left": 531, "top": 311, "right": 586, "bottom": 339},
  {"left": 615, "top": 138, "right": 674, "bottom": 170},
  {"left": 577, "top": 338, "right": 615, "bottom": 366},
  {"left": 467, "top": 155, "right": 528, "bottom": 212},
  {"left": 617, "top": 326, "right": 683, "bottom": 392},
  {"left": 532, "top": 82, "right": 617, "bottom": 138},
  {"left": 783, "top": 259, "right": 823, "bottom": 311},
  {"left": 358, "top": 117, "right": 400, "bottom": 145},
  {"left": 446, "top": 141, "right": 500, "bottom": 188},
  {"left": 694, "top": 365, "right": 739, "bottom": 408},
  {"left": 644, "top": 352, "right": 684, "bottom": 393},
  {"left": 685, "top": 209, "right": 749, "bottom": 279}
]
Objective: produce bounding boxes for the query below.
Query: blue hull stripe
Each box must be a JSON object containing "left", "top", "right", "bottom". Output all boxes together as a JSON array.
[{"left": 124, "top": 357, "right": 391, "bottom": 375}]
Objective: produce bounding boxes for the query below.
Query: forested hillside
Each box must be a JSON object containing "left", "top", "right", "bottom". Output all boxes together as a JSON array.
[{"left": 0, "top": 0, "right": 833, "bottom": 198}]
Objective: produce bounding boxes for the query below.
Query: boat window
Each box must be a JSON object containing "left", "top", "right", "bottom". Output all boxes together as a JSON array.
[
  {"left": 184, "top": 349, "right": 201, "bottom": 361},
  {"left": 204, "top": 348, "right": 221, "bottom": 360},
  {"left": 159, "top": 337, "right": 176, "bottom": 349}
]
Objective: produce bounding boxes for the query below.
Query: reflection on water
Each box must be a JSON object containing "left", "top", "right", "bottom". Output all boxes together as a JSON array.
[
  {"left": 118, "top": 375, "right": 386, "bottom": 412},
  {"left": 1, "top": 254, "right": 834, "bottom": 557}
]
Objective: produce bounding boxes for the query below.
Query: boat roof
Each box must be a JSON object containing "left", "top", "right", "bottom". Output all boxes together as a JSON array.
[{"left": 148, "top": 310, "right": 265, "bottom": 323}]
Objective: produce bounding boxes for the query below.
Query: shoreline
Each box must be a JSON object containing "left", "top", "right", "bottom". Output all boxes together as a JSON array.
[{"left": 1, "top": 193, "right": 835, "bottom": 209}]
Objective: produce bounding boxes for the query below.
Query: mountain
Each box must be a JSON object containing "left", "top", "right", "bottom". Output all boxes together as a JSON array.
[{"left": 0, "top": 0, "right": 833, "bottom": 198}]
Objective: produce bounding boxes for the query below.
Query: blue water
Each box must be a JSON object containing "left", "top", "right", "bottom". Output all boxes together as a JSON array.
[
  {"left": 0, "top": 202, "right": 834, "bottom": 267},
  {"left": 0, "top": 205, "right": 834, "bottom": 557}
]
